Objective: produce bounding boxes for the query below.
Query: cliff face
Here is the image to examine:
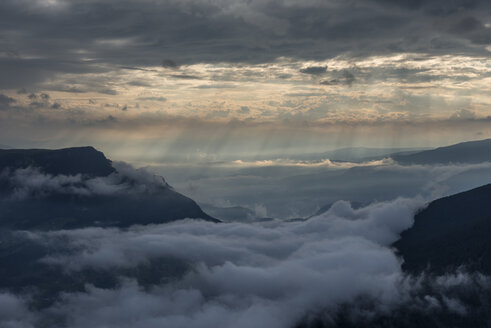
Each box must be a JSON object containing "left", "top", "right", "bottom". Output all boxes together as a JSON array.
[{"left": 0, "top": 146, "right": 218, "bottom": 229}]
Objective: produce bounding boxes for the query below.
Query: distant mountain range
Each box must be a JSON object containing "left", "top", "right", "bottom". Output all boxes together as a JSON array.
[
  {"left": 0, "top": 146, "right": 217, "bottom": 229},
  {"left": 242, "top": 147, "right": 429, "bottom": 163},
  {"left": 296, "top": 138, "right": 491, "bottom": 164},
  {"left": 228, "top": 138, "right": 491, "bottom": 164},
  {"left": 392, "top": 138, "right": 491, "bottom": 165},
  {"left": 318, "top": 147, "right": 427, "bottom": 162}
]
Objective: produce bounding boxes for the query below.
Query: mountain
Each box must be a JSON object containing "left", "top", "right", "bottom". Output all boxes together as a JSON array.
[
  {"left": 317, "top": 147, "right": 428, "bottom": 162},
  {"left": 0, "top": 146, "right": 115, "bottom": 176},
  {"left": 269, "top": 147, "right": 427, "bottom": 162},
  {"left": 218, "top": 147, "right": 429, "bottom": 163},
  {"left": 0, "top": 147, "right": 218, "bottom": 229},
  {"left": 294, "top": 184, "right": 491, "bottom": 328},
  {"left": 392, "top": 138, "right": 491, "bottom": 165},
  {"left": 0, "top": 143, "right": 12, "bottom": 149},
  {"left": 394, "top": 183, "right": 491, "bottom": 274}
]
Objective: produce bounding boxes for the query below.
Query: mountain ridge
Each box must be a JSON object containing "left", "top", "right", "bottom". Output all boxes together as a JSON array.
[
  {"left": 392, "top": 138, "right": 491, "bottom": 165},
  {"left": 0, "top": 146, "right": 116, "bottom": 177},
  {"left": 0, "top": 146, "right": 218, "bottom": 229},
  {"left": 394, "top": 182, "right": 491, "bottom": 274}
]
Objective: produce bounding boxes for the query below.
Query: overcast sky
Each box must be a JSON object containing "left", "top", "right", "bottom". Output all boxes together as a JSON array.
[{"left": 0, "top": 0, "right": 490, "bottom": 160}]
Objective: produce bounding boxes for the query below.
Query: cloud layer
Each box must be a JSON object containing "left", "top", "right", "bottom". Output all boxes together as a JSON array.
[
  {"left": 1, "top": 195, "right": 490, "bottom": 327},
  {"left": 0, "top": 162, "right": 170, "bottom": 200},
  {"left": 9, "top": 197, "right": 421, "bottom": 327}
]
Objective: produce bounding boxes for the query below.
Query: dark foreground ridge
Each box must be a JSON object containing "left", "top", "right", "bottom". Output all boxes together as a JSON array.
[
  {"left": 394, "top": 183, "right": 491, "bottom": 274},
  {"left": 0, "top": 146, "right": 218, "bottom": 229},
  {"left": 0, "top": 146, "right": 218, "bottom": 311},
  {"left": 297, "top": 184, "right": 491, "bottom": 328}
]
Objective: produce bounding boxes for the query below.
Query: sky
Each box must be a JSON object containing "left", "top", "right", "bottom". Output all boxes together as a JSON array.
[{"left": 0, "top": 0, "right": 491, "bottom": 162}]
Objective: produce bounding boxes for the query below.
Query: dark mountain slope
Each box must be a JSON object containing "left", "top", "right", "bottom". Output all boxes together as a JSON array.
[
  {"left": 297, "top": 184, "right": 491, "bottom": 328},
  {"left": 0, "top": 147, "right": 218, "bottom": 229},
  {"left": 394, "top": 183, "right": 491, "bottom": 274},
  {"left": 0, "top": 146, "right": 115, "bottom": 176},
  {"left": 0, "top": 190, "right": 217, "bottom": 229},
  {"left": 0, "top": 229, "right": 191, "bottom": 310},
  {"left": 392, "top": 138, "right": 491, "bottom": 164}
]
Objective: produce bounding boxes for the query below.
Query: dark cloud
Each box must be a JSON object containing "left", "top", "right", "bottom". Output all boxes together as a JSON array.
[
  {"left": 127, "top": 80, "right": 152, "bottom": 87},
  {"left": 99, "top": 88, "right": 118, "bottom": 95},
  {"left": 0, "top": 57, "right": 108, "bottom": 89},
  {"left": 137, "top": 96, "right": 167, "bottom": 102},
  {"left": 206, "top": 109, "right": 230, "bottom": 119},
  {"left": 161, "top": 59, "right": 179, "bottom": 69},
  {"left": 0, "top": 0, "right": 488, "bottom": 91},
  {"left": 170, "top": 74, "right": 202, "bottom": 80},
  {"left": 0, "top": 94, "right": 15, "bottom": 107},
  {"left": 342, "top": 70, "right": 356, "bottom": 86},
  {"left": 445, "top": 15, "right": 491, "bottom": 45},
  {"left": 371, "top": 0, "right": 481, "bottom": 13},
  {"left": 24, "top": 92, "right": 60, "bottom": 109},
  {"left": 451, "top": 16, "right": 482, "bottom": 33},
  {"left": 194, "top": 84, "right": 237, "bottom": 89},
  {"left": 285, "top": 92, "right": 325, "bottom": 97},
  {"left": 451, "top": 109, "right": 476, "bottom": 120},
  {"left": 300, "top": 66, "right": 327, "bottom": 75},
  {"left": 0, "top": 293, "right": 34, "bottom": 327},
  {"left": 239, "top": 106, "right": 250, "bottom": 114},
  {"left": 107, "top": 114, "right": 117, "bottom": 121},
  {"left": 320, "top": 70, "right": 356, "bottom": 86}
]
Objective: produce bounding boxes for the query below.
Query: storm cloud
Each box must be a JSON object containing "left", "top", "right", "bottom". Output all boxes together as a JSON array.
[{"left": 0, "top": 0, "right": 489, "bottom": 89}]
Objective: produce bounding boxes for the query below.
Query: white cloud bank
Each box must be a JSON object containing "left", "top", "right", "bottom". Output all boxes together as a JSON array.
[
  {"left": 2, "top": 195, "right": 490, "bottom": 327},
  {"left": 0, "top": 162, "right": 171, "bottom": 200},
  {"left": 18, "top": 198, "right": 421, "bottom": 327}
]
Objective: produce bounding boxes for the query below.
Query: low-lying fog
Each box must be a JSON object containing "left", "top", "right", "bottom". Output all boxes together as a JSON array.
[
  {"left": 148, "top": 158, "right": 491, "bottom": 219},
  {"left": 3, "top": 196, "right": 489, "bottom": 328}
]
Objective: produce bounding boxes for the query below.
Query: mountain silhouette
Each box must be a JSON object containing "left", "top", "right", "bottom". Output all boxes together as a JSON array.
[
  {"left": 0, "top": 146, "right": 115, "bottom": 176},
  {"left": 392, "top": 138, "right": 491, "bottom": 165},
  {"left": 0, "top": 146, "right": 218, "bottom": 229},
  {"left": 394, "top": 183, "right": 491, "bottom": 274}
]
